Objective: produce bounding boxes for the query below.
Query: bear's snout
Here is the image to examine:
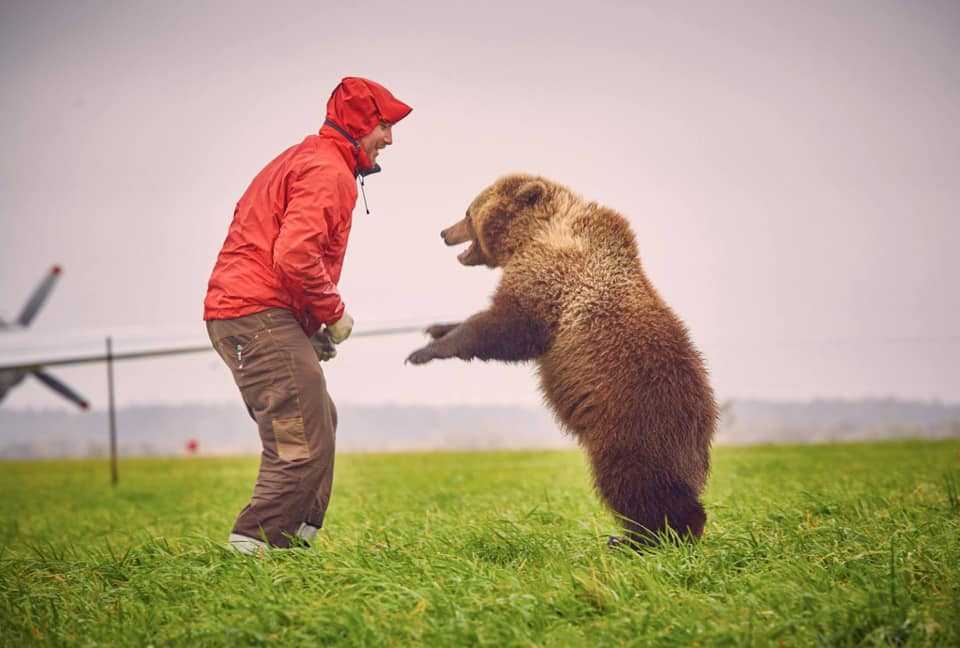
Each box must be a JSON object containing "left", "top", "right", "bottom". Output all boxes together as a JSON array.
[{"left": 441, "top": 217, "right": 473, "bottom": 247}]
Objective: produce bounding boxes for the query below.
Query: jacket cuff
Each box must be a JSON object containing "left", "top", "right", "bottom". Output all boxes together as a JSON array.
[{"left": 310, "top": 299, "right": 345, "bottom": 327}]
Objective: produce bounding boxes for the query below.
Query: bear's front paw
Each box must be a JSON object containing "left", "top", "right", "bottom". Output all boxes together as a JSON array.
[
  {"left": 425, "top": 322, "right": 461, "bottom": 340},
  {"left": 405, "top": 346, "right": 437, "bottom": 365}
]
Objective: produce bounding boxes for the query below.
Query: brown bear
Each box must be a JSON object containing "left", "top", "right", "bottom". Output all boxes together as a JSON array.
[{"left": 406, "top": 174, "right": 717, "bottom": 546}]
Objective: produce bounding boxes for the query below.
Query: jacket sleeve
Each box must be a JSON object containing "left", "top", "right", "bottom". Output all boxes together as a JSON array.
[{"left": 273, "top": 165, "right": 346, "bottom": 325}]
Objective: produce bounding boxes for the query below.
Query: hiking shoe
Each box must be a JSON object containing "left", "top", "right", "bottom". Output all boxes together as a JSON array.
[{"left": 228, "top": 533, "right": 268, "bottom": 556}]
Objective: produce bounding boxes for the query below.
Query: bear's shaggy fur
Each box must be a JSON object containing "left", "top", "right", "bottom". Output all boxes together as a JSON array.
[{"left": 407, "top": 174, "right": 716, "bottom": 545}]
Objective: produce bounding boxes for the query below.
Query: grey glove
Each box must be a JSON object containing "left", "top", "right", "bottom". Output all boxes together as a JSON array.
[
  {"left": 326, "top": 311, "right": 354, "bottom": 344},
  {"left": 310, "top": 329, "right": 337, "bottom": 362}
]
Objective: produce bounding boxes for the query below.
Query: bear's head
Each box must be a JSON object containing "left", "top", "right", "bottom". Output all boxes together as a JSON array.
[{"left": 440, "top": 174, "right": 556, "bottom": 268}]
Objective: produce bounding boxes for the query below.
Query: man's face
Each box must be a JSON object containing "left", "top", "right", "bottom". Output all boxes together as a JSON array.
[{"left": 359, "top": 121, "right": 393, "bottom": 165}]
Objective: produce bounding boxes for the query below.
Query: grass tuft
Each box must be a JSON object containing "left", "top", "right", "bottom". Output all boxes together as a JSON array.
[{"left": 944, "top": 471, "right": 959, "bottom": 514}]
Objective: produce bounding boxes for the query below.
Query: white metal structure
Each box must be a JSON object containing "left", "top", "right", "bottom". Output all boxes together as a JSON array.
[{"left": 0, "top": 266, "right": 93, "bottom": 409}]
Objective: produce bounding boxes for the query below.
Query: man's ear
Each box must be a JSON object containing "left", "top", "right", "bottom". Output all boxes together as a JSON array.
[{"left": 516, "top": 180, "right": 546, "bottom": 206}]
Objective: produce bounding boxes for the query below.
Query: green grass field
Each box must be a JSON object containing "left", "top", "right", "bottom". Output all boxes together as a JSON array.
[{"left": 1, "top": 440, "right": 958, "bottom": 646}]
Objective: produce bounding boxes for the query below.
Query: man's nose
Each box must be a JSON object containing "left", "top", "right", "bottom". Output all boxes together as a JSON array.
[{"left": 383, "top": 127, "right": 393, "bottom": 145}]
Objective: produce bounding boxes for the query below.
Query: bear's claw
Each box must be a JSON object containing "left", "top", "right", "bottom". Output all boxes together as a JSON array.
[{"left": 405, "top": 347, "right": 435, "bottom": 365}]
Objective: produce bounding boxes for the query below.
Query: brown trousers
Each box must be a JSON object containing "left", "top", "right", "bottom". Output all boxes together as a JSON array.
[{"left": 206, "top": 308, "right": 337, "bottom": 547}]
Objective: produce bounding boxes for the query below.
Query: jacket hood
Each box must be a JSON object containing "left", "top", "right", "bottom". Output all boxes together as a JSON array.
[{"left": 322, "top": 77, "right": 412, "bottom": 175}]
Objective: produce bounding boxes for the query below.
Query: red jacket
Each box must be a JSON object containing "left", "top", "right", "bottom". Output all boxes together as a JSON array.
[{"left": 203, "top": 78, "right": 411, "bottom": 335}]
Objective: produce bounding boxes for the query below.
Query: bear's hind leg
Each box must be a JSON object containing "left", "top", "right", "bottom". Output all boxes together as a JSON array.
[
  {"left": 640, "top": 480, "right": 707, "bottom": 542},
  {"left": 597, "top": 466, "right": 706, "bottom": 547}
]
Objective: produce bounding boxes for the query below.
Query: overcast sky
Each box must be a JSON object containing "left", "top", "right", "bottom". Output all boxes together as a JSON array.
[{"left": 1, "top": 0, "right": 958, "bottom": 411}]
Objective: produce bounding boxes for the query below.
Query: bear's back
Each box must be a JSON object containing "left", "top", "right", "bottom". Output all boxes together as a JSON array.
[{"left": 512, "top": 201, "right": 713, "bottom": 472}]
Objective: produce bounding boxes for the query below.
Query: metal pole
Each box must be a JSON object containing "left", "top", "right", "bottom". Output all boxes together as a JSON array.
[{"left": 106, "top": 336, "right": 118, "bottom": 486}]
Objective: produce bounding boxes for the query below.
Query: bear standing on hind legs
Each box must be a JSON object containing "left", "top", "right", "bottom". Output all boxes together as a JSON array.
[{"left": 406, "top": 174, "right": 717, "bottom": 547}]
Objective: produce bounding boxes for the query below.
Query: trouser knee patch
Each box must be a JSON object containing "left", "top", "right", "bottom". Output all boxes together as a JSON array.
[{"left": 273, "top": 416, "right": 309, "bottom": 461}]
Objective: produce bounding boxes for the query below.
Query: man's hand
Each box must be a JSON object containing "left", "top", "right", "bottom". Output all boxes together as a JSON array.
[
  {"left": 326, "top": 311, "right": 354, "bottom": 344},
  {"left": 310, "top": 329, "right": 337, "bottom": 362}
]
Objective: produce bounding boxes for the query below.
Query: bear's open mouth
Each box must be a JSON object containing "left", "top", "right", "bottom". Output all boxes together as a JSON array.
[
  {"left": 456, "top": 241, "right": 484, "bottom": 266},
  {"left": 441, "top": 217, "right": 484, "bottom": 266}
]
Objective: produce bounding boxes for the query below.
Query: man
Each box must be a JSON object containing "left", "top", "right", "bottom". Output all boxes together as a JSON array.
[{"left": 204, "top": 77, "right": 412, "bottom": 552}]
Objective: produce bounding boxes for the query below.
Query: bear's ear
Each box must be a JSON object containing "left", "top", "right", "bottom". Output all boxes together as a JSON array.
[{"left": 516, "top": 179, "right": 546, "bottom": 206}]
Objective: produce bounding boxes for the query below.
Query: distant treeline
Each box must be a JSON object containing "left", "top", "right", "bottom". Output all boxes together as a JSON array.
[{"left": 0, "top": 398, "right": 958, "bottom": 458}]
